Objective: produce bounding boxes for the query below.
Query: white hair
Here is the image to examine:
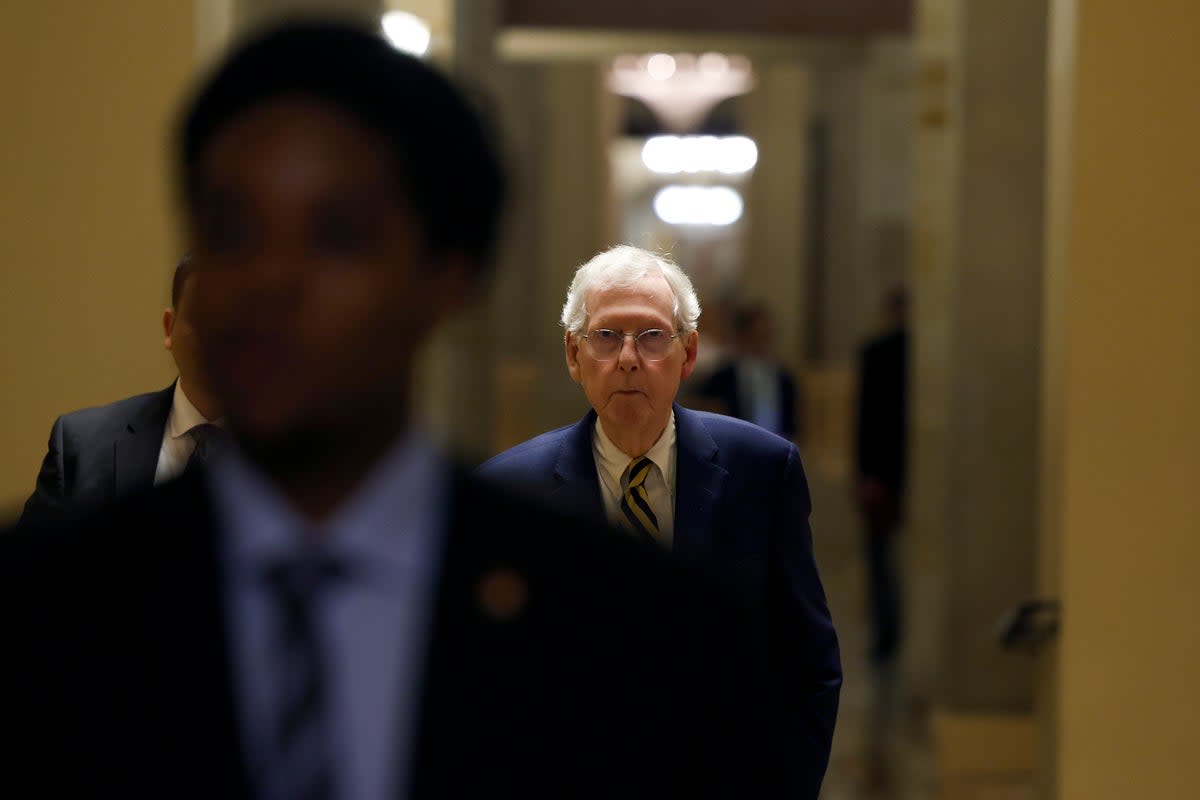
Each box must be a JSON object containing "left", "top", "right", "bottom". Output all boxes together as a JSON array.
[{"left": 559, "top": 244, "right": 702, "bottom": 336}]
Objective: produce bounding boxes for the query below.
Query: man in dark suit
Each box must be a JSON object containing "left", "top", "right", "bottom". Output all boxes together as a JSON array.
[
  {"left": 478, "top": 245, "right": 842, "bottom": 800},
  {"left": 19, "top": 253, "right": 222, "bottom": 525},
  {"left": 693, "top": 302, "right": 800, "bottom": 442},
  {"left": 852, "top": 285, "right": 909, "bottom": 790},
  {"left": 853, "top": 285, "right": 909, "bottom": 668},
  {"left": 0, "top": 20, "right": 781, "bottom": 799}
]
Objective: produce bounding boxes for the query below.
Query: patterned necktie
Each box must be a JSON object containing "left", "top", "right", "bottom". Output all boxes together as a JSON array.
[
  {"left": 619, "top": 457, "right": 660, "bottom": 545},
  {"left": 263, "top": 554, "right": 346, "bottom": 800}
]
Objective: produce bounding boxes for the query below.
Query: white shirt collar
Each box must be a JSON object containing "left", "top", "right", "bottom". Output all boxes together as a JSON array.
[
  {"left": 593, "top": 410, "right": 676, "bottom": 490},
  {"left": 166, "top": 379, "right": 219, "bottom": 438}
]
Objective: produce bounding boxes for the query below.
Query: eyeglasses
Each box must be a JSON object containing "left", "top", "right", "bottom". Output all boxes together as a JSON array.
[{"left": 579, "top": 328, "right": 680, "bottom": 362}]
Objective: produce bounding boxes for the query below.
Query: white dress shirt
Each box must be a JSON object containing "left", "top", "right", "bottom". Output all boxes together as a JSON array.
[
  {"left": 592, "top": 411, "right": 676, "bottom": 548},
  {"left": 208, "top": 430, "right": 449, "bottom": 800},
  {"left": 154, "top": 379, "right": 220, "bottom": 484}
]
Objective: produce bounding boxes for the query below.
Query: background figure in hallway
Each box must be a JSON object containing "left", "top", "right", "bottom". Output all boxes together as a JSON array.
[
  {"left": 852, "top": 284, "right": 910, "bottom": 782},
  {"left": 19, "top": 253, "right": 223, "bottom": 526},
  {"left": 694, "top": 301, "right": 800, "bottom": 443},
  {"left": 478, "top": 244, "right": 841, "bottom": 800}
]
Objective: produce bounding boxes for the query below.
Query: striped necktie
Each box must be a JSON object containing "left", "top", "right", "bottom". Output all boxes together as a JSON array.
[
  {"left": 619, "top": 457, "right": 660, "bottom": 545},
  {"left": 263, "top": 554, "right": 346, "bottom": 800}
]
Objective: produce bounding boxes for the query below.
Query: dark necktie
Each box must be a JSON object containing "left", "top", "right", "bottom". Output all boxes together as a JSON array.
[
  {"left": 263, "top": 554, "right": 346, "bottom": 800},
  {"left": 184, "top": 423, "right": 223, "bottom": 474},
  {"left": 618, "top": 457, "right": 660, "bottom": 545}
]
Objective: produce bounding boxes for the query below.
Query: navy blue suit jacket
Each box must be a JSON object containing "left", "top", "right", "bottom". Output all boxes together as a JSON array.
[
  {"left": 18, "top": 383, "right": 175, "bottom": 526},
  {"left": 478, "top": 403, "right": 842, "bottom": 800}
]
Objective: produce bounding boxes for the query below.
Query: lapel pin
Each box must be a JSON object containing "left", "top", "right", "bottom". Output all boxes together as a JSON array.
[{"left": 477, "top": 566, "right": 528, "bottom": 622}]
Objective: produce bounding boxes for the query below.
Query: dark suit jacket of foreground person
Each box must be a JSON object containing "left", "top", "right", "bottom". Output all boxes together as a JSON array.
[
  {"left": 19, "top": 383, "right": 175, "bottom": 525},
  {"left": 0, "top": 465, "right": 785, "bottom": 799},
  {"left": 478, "top": 402, "right": 842, "bottom": 800}
]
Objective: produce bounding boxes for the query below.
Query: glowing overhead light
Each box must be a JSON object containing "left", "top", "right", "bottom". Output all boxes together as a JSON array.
[
  {"left": 653, "top": 185, "right": 744, "bottom": 226},
  {"left": 641, "top": 135, "right": 758, "bottom": 175},
  {"left": 698, "top": 52, "right": 729, "bottom": 76},
  {"left": 716, "top": 135, "right": 758, "bottom": 173},
  {"left": 646, "top": 53, "right": 676, "bottom": 81},
  {"left": 382, "top": 11, "right": 431, "bottom": 57},
  {"left": 607, "top": 51, "right": 754, "bottom": 133}
]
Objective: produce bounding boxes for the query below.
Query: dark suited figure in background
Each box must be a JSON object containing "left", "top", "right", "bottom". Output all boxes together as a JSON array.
[
  {"left": 695, "top": 302, "right": 799, "bottom": 442},
  {"left": 1, "top": 20, "right": 780, "bottom": 800},
  {"left": 852, "top": 284, "right": 910, "bottom": 787},
  {"left": 479, "top": 244, "right": 841, "bottom": 800},
  {"left": 19, "top": 254, "right": 222, "bottom": 525}
]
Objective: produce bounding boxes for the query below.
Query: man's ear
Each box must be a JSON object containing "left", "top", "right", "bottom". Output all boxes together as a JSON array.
[
  {"left": 565, "top": 331, "right": 582, "bottom": 384},
  {"left": 163, "top": 308, "right": 176, "bottom": 352},
  {"left": 679, "top": 329, "right": 699, "bottom": 380}
]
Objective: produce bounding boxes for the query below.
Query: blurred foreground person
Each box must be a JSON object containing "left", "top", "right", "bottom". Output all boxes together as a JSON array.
[
  {"left": 19, "top": 253, "right": 223, "bottom": 525},
  {"left": 0, "top": 20, "right": 781, "bottom": 800},
  {"left": 479, "top": 244, "right": 841, "bottom": 800}
]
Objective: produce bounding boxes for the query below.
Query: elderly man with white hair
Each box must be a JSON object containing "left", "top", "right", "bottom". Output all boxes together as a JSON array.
[{"left": 479, "top": 243, "right": 843, "bottom": 800}]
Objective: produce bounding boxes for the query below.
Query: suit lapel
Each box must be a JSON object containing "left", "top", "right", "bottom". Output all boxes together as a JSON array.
[
  {"left": 550, "top": 411, "right": 606, "bottom": 518},
  {"left": 113, "top": 383, "right": 175, "bottom": 499},
  {"left": 672, "top": 404, "right": 728, "bottom": 560}
]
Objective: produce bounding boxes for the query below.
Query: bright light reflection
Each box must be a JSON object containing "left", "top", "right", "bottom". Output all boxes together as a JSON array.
[
  {"left": 641, "top": 135, "right": 759, "bottom": 174},
  {"left": 382, "top": 11, "right": 431, "bottom": 57},
  {"left": 653, "top": 185, "right": 744, "bottom": 226},
  {"left": 698, "top": 52, "right": 729, "bottom": 75},
  {"left": 646, "top": 53, "right": 676, "bottom": 80}
]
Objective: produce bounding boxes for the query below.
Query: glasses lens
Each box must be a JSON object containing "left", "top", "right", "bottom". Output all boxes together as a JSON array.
[
  {"left": 585, "top": 329, "right": 621, "bottom": 359},
  {"left": 637, "top": 329, "right": 671, "bottom": 360}
]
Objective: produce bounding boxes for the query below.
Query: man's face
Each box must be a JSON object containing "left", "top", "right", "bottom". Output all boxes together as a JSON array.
[
  {"left": 186, "top": 97, "right": 467, "bottom": 456},
  {"left": 565, "top": 274, "right": 697, "bottom": 440}
]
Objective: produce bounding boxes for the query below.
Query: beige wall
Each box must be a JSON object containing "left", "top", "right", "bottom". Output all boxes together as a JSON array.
[
  {"left": 0, "top": 3, "right": 196, "bottom": 520},
  {"left": 1044, "top": 1, "right": 1200, "bottom": 797}
]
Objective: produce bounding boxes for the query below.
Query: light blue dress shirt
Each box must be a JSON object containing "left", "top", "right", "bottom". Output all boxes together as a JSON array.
[
  {"left": 738, "top": 357, "right": 785, "bottom": 437},
  {"left": 208, "top": 432, "right": 448, "bottom": 800}
]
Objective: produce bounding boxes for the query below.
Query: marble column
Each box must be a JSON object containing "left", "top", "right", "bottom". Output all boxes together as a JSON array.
[{"left": 911, "top": 0, "right": 1047, "bottom": 721}]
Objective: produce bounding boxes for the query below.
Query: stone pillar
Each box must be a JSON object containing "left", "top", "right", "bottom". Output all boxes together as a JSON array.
[
  {"left": 462, "top": 53, "right": 613, "bottom": 454},
  {"left": 529, "top": 61, "right": 615, "bottom": 431},
  {"left": 410, "top": 0, "right": 504, "bottom": 461},
  {"left": 912, "top": 0, "right": 1047, "bottom": 754},
  {"left": 944, "top": 0, "right": 1047, "bottom": 712},
  {"left": 741, "top": 62, "right": 811, "bottom": 376}
]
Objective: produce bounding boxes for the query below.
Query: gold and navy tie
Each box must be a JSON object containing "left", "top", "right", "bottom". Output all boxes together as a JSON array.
[{"left": 619, "top": 457, "right": 660, "bottom": 545}]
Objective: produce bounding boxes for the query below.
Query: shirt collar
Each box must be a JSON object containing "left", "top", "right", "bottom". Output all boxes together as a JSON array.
[
  {"left": 167, "top": 379, "right": 220, "bottom": 438},
  {"left": 209, "top": 428, "right": 448, "bottom": 582},
  {"left": 593, "top": 410, "right": 676, "bottom": 488}
]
